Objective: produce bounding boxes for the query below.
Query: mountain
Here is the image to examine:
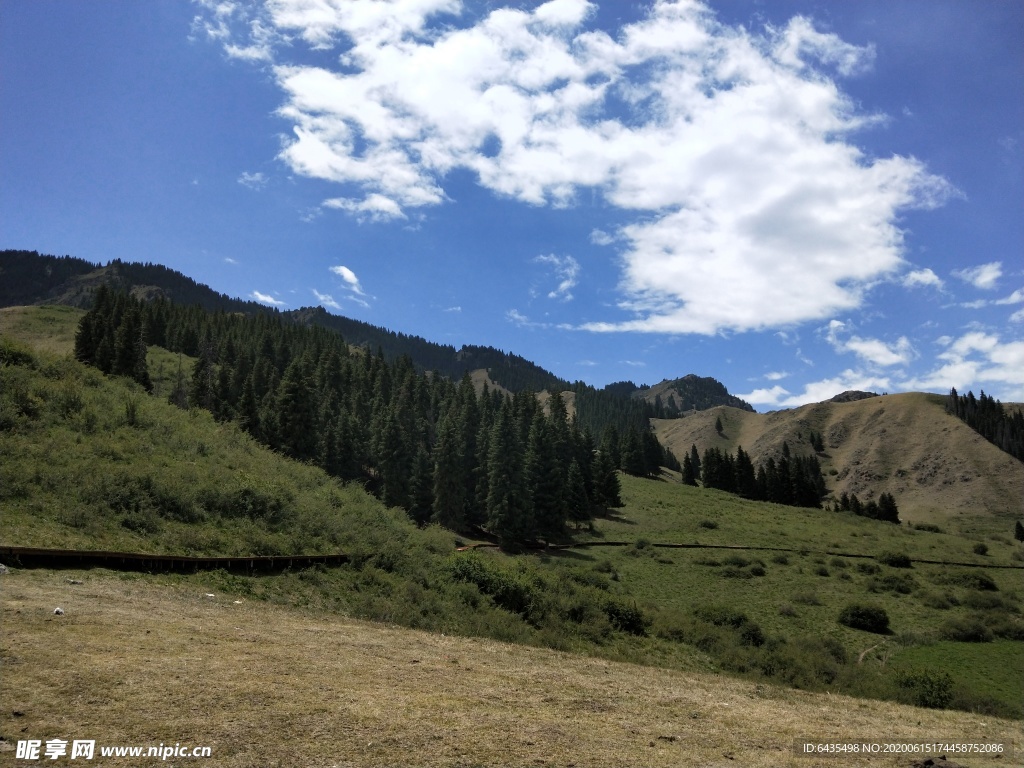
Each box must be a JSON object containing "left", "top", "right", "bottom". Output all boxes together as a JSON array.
[
  {"left": 652, "top": 393, "right": 1024, "bottom": 535},
  {"left": 0, "top": 250, "right": 567, "bottom": 394},
  {"left": 0, "top": 249, "right": 755, "bottom": 415},
  {"left": 642, "top": 374, "right": 755, "bottom": 413}
]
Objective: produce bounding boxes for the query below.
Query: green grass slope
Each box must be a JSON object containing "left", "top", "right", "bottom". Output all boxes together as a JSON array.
[
  {"left": 653, "top": 394, "right": 1024, "bottom": 538},
  {"left": 2, "top": 306, "right": 1022, "bottom": 720}
]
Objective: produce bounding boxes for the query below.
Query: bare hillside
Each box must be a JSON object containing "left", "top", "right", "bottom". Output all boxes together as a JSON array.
[{"left": 653, "top": 393, "right": 1024, "bottom": 535}]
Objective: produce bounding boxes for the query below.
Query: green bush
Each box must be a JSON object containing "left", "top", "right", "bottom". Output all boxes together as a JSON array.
[
  {"left": 939, "top": 617, "right": 993, "bottom": 643},
  {"left": 877, "top": 552, "right": 912, "bottom": 568},
  {"left": 937, "top": 570, "right": 998, "bottom": 591},
  {"left": 868, "top": 573, "right": 917, "bottom": 594},
  {"left": 972, "top": 542, "right": 989, "bottom": 556},
  {"left": 838, "top": 603, "right": 890, "bottom": 633},
  {"left": 895, "top": 668, "right": 953, "bottom": 709},
  {"left": 603, "top": 600, "right": 650, "bottom": 636}
]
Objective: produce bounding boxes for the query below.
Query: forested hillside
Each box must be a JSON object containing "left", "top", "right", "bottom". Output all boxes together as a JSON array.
[
  {"left": 70, "top": 287, "right": 684, "bottom": 547},
  {"left": 947, "top": 387, "right": 1024, "bottom": 463}
]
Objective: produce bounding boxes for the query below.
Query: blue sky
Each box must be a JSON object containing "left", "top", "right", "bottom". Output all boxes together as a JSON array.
[{"left": 2, "top": 0, "right": 1021, "bottom": 408}]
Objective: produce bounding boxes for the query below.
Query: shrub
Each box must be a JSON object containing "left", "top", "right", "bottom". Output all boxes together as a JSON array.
[
  {"left": 772, "top": 553, "right": 789, "bottom": 565},
  {"left": 913, "top": 523, "right": 942, "bottom": 533},
  {"left": 939, "top": 617, "right": 993, "bottom": 642},
  {"left": 868, "top": 573, "right": 917, "bottom": 595},
  {"left": 604, "top": 600, "right": 650, "bottom": 636},
  {"left": 856, "top": 561, "right": 881, "bottom": 575},
  {"left": 972, "top": 542, "right": 989, "bottom": 556},
  {"left": 938, "top": 570, "right": 998, "bottom": 592},
  {"left": 838, "top": 603, "right": 890, "bottom": 633},
  {"left": 919, "top": 591, "right": 956, "bottom": 610},
  {"left": 896, "top": 668, "right": 954, "bottom": 709},
  {"left": 814, "top": 565, "right": 830, "bottom": 577},
  {"left": 877, "top": 552, "right": 912, "bottom": 568},
  {"left": 698, "top": 519, "right": 718, "bottom": 529},
  {"left": 778, "top": 603, "right": 797, "bottom": 617}
]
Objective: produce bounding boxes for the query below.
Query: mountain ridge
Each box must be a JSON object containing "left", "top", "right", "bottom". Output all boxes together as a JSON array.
[{"left": 1, "top": 249, "right": 746, "bottom": 407}]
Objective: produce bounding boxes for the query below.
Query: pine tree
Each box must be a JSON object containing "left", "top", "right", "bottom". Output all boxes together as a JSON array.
[
  {"left": 877, "top": 492, "right": 900, "bottom": 524},
  {"left": 525, "top": 408, "right": 565, "bottom": 538},
  {"left": 486, "top": 401, "right": 532, "bottom": 548},
  {"left": 1015, "top": 520, "right": 1024, "bottom": 543},
  {"left": 276, "top": 357, "right": 318, "bottom": 463},
  {"left": 565, "top": 459, "right": 591, "bottom": 529},
  {"left": 432, "top": 407, "right": 467, "bottom": 530},
  {"left": 408, "top": 445, "right": 435, "bottom": 526},
  {"left": 592, "top": 450, "right": 622, "bottom": 508},
  {"left": 681, "top": 452, "right": 697, "bottom": 486}
]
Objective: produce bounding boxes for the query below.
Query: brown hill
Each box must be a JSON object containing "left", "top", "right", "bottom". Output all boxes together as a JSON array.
[{"left": 653, "top": 392, "right": 1024, "bottom": 537}]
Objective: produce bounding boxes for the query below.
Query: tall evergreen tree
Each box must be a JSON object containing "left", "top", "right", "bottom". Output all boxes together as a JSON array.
[
  {"left": 486, "top": 401, "right": 532, "bottom": 548},
  {"left": 432, "top": 407, "right": 468, "bottom": 530}
]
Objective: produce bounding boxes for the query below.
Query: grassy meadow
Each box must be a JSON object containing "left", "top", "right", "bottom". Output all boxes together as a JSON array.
[{"left": 2, "top": 305, "right": 1023, "bottom": 742}]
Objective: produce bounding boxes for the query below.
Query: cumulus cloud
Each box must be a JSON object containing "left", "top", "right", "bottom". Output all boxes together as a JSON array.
[
  {"left": 590, "top": 229, "right": 615, "bottom": 246},
  {"left": 200, "top": 0, "right": 955, "bottom": 335},
  {"left": 534, "top": 254, "right": 580, "bottom": 301},
  {"left": 903, "top": 331, "right": 1024, "bottom": 401},
  {"left": 739, "top": 369, "right": 890, "bottom": 408},
  {"left": 901, "top": 268, "right": 943, "bottom": 289},
  {"left": 826, "top": 319, "right": 915, "bottom": 367},
  {"left": 251, "top": 290, "right": 286, "bottom": 306},
  {"left": 953, "top": 261, "right": 1002, "bottom": 290}
]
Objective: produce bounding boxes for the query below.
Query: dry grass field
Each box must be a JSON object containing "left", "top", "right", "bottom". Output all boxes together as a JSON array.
[{"left": 1, "top": 568, "right": 1017, "bottom": 768}]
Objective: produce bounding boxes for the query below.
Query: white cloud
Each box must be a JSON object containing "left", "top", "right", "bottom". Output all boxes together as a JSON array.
[
  {"left": 953, "top": 261, "right": 1002, "bottom": 290},
  {"left": 1010, "top": 308, "right": 1024, "bottom": 323},
  {"left": 329, "top": 264, "right": 365, "bottom": 294},
  {"left": 323, "top": 193, "right": 406, "bottom": 222},
  {"left": 739, "top": 369, "right": 889, "bottom": 408},
  {"left": 201, "top": 0, "right": 955, "bottom": 335},
  {"left": 506, "top": 308, "right": 538, "bottom": 327},
  {"left": 534, "top": 254, "right": 580, "bottom": 301},
  {"left": 312, "top": 289, "right": 342, "bottom": 310},
  {"left": 238, "top": 171, "right": 268, "bottom": 189},
  {"left": 825, "top": 319, "right": 915, "bottom": 367},
  {"left": 328, "top": 264, "right": 371, "bottom": 307},
  {"left": 902, "top": 331, "right": 1024, "bottom": 401},
  {"left": 251, "top": 290, "right": 286, "bottom": 306},
  {"left": 590, "top": 228, "right": 614, "bottom": 246},
  {"left": 995, "top": 288, "right": 1024, "bottom": 305},
  {"left": 901, "top": 268, "right": 943, "bottom": 289},
  {"left": 443, "top": 305, "right": 462, "bottom": 313},
  {"left": 764, "top": 371, "right": 789, "bottom": 381},
  {"left": 224, "top": 257, "right": 239, "bottom": 265}
]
